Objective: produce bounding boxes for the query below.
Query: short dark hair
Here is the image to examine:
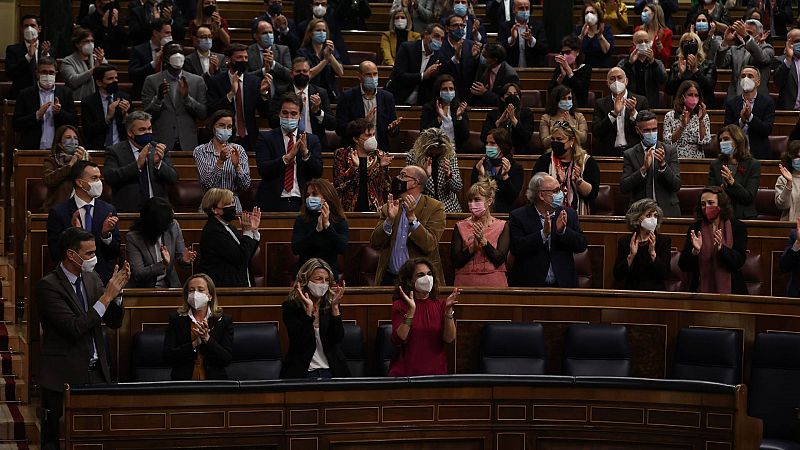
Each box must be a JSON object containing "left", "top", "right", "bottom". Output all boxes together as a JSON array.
[
  {"left": 163, "top": 41, "right": 182, "bottom": 57},
  {"left": 195, "top": 24, "right": 212, "bottom": 36},
  {"left": 70, "top": 160, "right": 99, "bottom": 185},
  {"left": 424, "top": 22, "right": 445, "bottom": 35},
  {"left": 71, "top": 27, "right": 93, "bottom": 49},
  {"left": 20, "top": 15, "right": 39, "bottom": 27},
  {"left": 132, "top": 197, "right": 175, "bottom": 245},
  {"left": 58, "top": 227, "right": 95, "bottom": 260},
  {"left": 433, "top": 74, "right": 458, "bottom": 102},
  {"left": 150, "top": 18, "right": 170, "bottom": 35},
  {"left": 207, "top": 109, "right": 235, "bottom": 135},
  {"left": 38, "top": 56, "right": 56, "bottom": 69},
  {"left": 92, "top": 64, "right": 117, "bottom": 83},
  {"left": 251, "top": 18, "right": 268, "bottom": 34},
  {"left": 635, "top": 109, "right": 657, "bottom": 124},
  {"left": 546, "top": 84, "right": 572, "bottom": 116},
  {"left": 695, "top": 185, "right": 734, "bottom": 222},
  {"left": 446, "top": 14, "right": 463, "bottom": 26},
  {"left": 291, "top": 56, "right": 310, "bottom": 68},
  {"left": 280, "top": 92, "right": 303, "bottom": 110},
  {"left": 781, "top": 140, "right": 800, "bottom": 171},
  {"left": 346, "top": 118, "right": 374, "bottom": 139},
  {"left": 488, "top": 127, "right": 513, "bottom": 157},
  {"left": 225, "top": 43, "right": 248, "bottom": 58},
  {"left": 561, "top": 35, "right": 580, "bottom": 51},
  {"left": 483, "top": 43, "right": 506, "bottom": 63}
]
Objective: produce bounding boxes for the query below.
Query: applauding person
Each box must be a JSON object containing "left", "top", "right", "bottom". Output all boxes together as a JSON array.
[
  {"left": 42, "top": 126, "right": 90, "bottom": 211},
  {"left": 333, "top": 119, "right": 393, "bottom": 212},
  {"left": 420, "top": 75, "right": 470, "bottom": 153},
  {"left": 406, "top": 128, "right": 464, "bottom": 212},
  {"left": 479, "top": 83, "right": 533, "bottom": 155},
  {"left": 665, "top": 32, "right": 717, "bottom": 108},
  {"left": 550, "top": 36, "right": 591, "bottom": 108},
  {"left": 613, "top": 199, "right": 671, "bottom": 290},
  {"left": 194, "top": 110, "right": 251, "bottom": 212},
  {"left": 663, "top": 81, "right": 711, "bottom": 159},
  {"left": 471, "top": 128, "right": 523, "bottom": 213},
  {"left": 775, "top": 142, "right": 800, "bottom": 221},
  {"left": 708, "top": 124, "right": 760, "bottom": 219},
  {"left": 540, "top": 85, "right": 588, "bottom": 150},
  {"left": 292, "top": 179, "right": 349, "bottom": 280},
  {"left": 576, "top": 2, "right": 614, "bottom": 68}
]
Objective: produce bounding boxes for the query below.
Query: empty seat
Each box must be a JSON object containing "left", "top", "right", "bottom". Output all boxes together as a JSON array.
[
  {"left": 678, "top": 186, "right": 704, "bottom": 217},
  {"left": 671, "top": 327, "right": 741, "bottom": 385},
  {"left": 749, "top": 332, "right": 800, "bottom": 449},
  {"left": 341, "top": 324, "right": 366, "bottom": 377},
  {"left": 479, "top": 323, "right": 546, "bottom": 375},
  {"left": 575, "top": 250, "right": 593, "bottom": 288},
  {"left": 757, "top": 188, "right": 781, "bottom": 221},
  {"left": 463, "top": 130, "right": 485, "bottom": 153},
  {"left": 347, "top": 50, "right": 377, "bottom": 65},
  {"left": 353, "top": 245, "right": 380, "bottom": 286},
  {"left": 563, "top": 324, "right": 631, "bottom": 377},
  {"left": 527, "top": 131, "right": 545, "bottom": 155},
  {"left": 520, "top": 90, "right": 542, "bottom": 108},
  {"left": 742, "top": 252, "right": 765, "bottom": 296},
  {"left": 771, "top": 136, "right": 789, "bottom": 160},
  {"left": 27, "top": 178, "right": 48, "bottom": 213},
  {"left": 375, "top": 324, "right": 395, "bottom": 376},
  {"left": 227, "top": 323, "right": 282, "bottom": 380},
  {"left": 168, "top": 181, "right": 204, "bottom": 213},
  {"left": 131, "top": 330, "right": 171, "bottom": 382},
  {"left": 665, "top": 250, "right": 688, "bottom": 292},
  {"left": 593, "top": 184, "right": 615, "bottom": 216}
]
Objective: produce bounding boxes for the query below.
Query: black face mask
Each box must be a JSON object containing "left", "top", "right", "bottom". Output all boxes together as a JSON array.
[
  {"left": 232, "top": 60, "right": 248, "bottom": 75},
  {"left": 551, "top": 141, "right": 568, "bottom": 157},
  {"left": 391, "top": 177, "right": 408, "bottom": 197},
  {"left": 105, "top": 81, "right": 119, "bottom": 94},
  {"left": 220, "top": 205, "right": 237, "bottom": 222},
  {"left": 102, "top": 2, "right": 116, "bottom": 12},
  {"left": 203, "top": 4, "right": 216, "bottom": 16},
  {"left": 505, "top": 94, "right": 520, "bottom": 108},
  {"left": 682, "top": 40, "right": 698, "bottom": 56},
  {"left": 293, "top": 73, "right": 310, "bottom": 87},
  {"left": 268, "top": 3, "right": 283, "bottom": 15}
]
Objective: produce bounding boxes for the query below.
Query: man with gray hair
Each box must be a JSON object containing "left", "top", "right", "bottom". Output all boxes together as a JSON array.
[
  {"left": 103, "top": 110, "right": 179, "bottom": 212},
  {"left": 507, "top": 172, "right": 587, "bottom": 287},
  {"left": 715, "top": 19, "right": 774, "bottom": 98}
]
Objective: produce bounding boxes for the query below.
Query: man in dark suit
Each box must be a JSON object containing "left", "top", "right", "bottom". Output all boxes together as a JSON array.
[
  {"left": 256, "top": 0, "right": 301, "bottom": 55},
  {"left": 592, "top": 66, "right": 650, "bottom": 156},
  {"left": 470, "top": 43, "right": 520, "bottom": 107},
  {"left": 508, "top": 173, "right": 587, "bottom": 287},
  {"left": 46, "top": 160, "right": 121, "bottom": 282},
  {"left": 5, "top": 15, "right": 51, "bottom": 99},
  {"left": 497, "top": 0, "right": 548, "bottom": 68},
  {"left": 247, "top": 19, "right": 291, "bottom": 85},
  {"left": 128, "top": 19, "right": 171, "bottom": 100},
  {"left": 336, "top": 60, "right": 402, "bottom": 151},
  {"left": 439, "top": 14, "right": 479, "bottom": 97},
  {"left": 37, "top": 227, "right": 129, "bottom": 450},
  {"left": 386, "top": 23, "right": 448, "bottom": 106},
  {"left": 80, "top": 0, "right": 129, "bottom": 58},
  {"left": 81, "top": 64, "right": 131, "bottom": 149},
  {"left": 774, "top": 28, "right": 800, "bottom": 111},
  {"left": 619, "top": 110, "right": 682, "bottom": 217},
  {"left": 206, "top": 43, "right": 273, "bottom": 150},
  {"left": 618, "top": 30, "right": 668, "bottom": 108},
  {"left": 128, "top": 0, "right": 185, "bottom": 46},
  {"left": 254, "top": 93, "right": 323, "bottom": 212},
  {"left": 12, "top": 57, "right": 77, "bottom": 150},
  {"left": 487, "top": 0, "right": 514, "bottom": 32},
  {"left": 103, "top": 110, "right": 179, "bottom": 212},
  {"left": 272, "top": 57, "right": 336, "bottom": 149},
  {"left": 723, "top": 65, "right": 775, "bottom": 160},
  {"left": 183, "top": 24, "right": 226, "bottom": 81}
]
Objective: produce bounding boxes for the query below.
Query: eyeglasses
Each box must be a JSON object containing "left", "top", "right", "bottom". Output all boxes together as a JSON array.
[
  {"left": 539, "top": 188, "right": 561, "bottom": 195},
  {"left": 551, "top": 121, "right": 572, "bottom": 130},
  {"left": 398, "top": 173, "right": 419, "bottom": 183}
]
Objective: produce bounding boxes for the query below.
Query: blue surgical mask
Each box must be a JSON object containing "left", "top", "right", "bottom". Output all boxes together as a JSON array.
[
  {"left": 280, "top": 117, "right": 299, "bottom": 132},
  {"left": 62, "top": 138, "right": 80, "bottom": 154},
  {"left": 362, "top": 75, "right": 379, "bottom": 90},
  {"left": 793, "top": 42, "right": 800, "bottom": 58},
  {"left": 719, "top": 140, "right": 735, "bottom": 155},
  {"left": 641, "top": 10, "right": 652, "bottom": 24},
  {"left": 450, "top": 27, "right": 466, "bottom": 40},
  {"left": 485, "top": 145, "right": 499, "bottom": 159},
  {"left": 792, "top": 158, "right": 800, "bottom": 172},
  {"left": 453, "top": 3, "right": 467, "bottom": 16},
  {"left": 516, "top": 10, "right": 530, "bottom": 22},
  {"left": 440, "top": 90, "right": 455, "bottom": 103},
  {"left": 260, "top": 32, "right": 274, "bottom": 48},
  {"left": 215, "top": 127, "right": 232, "bottom": 143},
  {"left": 306, "top": 196, "right": 322, "bottom": 211},
  {"left": 641, "top": 131, "right": 658, "bottom": 148},
  {"left": 558, "top": 99, "right": 573, "bottom": 111},
  {"left": 429, "top": 38, "right": 443, "bottom": 51},
  {"left": 313, "top": 30, "right": 327, "bottom": 44},
  {"left": 695, "top": 21, "right": 709, "bottom": 32},
  {"left": 479, "top": 55, "right": 487, "bottom": 65},
  {"left": 198, "top": 38, "right": 213, "bottom": 52},
  {"left": 550, "top": 191, "right": 564, "bottom": 208}
]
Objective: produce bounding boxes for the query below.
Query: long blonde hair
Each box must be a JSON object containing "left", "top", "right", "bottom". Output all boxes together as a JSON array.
[
  {"left": 642, "top": 3, "right": 667, "bottom": 34},
  {"left": 407, "top": 128, "right": 455, "bottom": 165},
  {"left": 288, "top": 258, "right": 336, "bottom": 310},
  {"left": 677, "top": 32, "right": 706, "bottom": 63}
]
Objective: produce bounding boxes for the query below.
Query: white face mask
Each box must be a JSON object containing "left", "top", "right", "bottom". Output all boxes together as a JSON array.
[
  {"left": 71, "top": 251, "right": 98, "bottom": 272},
  {"left": 740, "top": 77, "right": 756, "bottom": 92},
  {"left": 635, "top": 42, "right": 651, "bottom": 53},
  {"left": 312, "top": 4, "right": 327, "bottom": 17},
  {"left": 82, "top": 179, "right": 103, "bottom": 198},
  {"left": 160, "top": 35, "right": 173, "bottom": 47},
  {"left": 23, "top": 26, "right": 38, "bottom": 42},
  {"left": 81, "top": 42, "right": 95, "bottom": 56},
  {"left": 414, "top": 275, "right": 434, "bottom": 294},
  {"left": 168, "top": 52, "right": 185, "bottom": 70},
  {"left": 394, "top": 18, "right": 408, "bottom": 30},
  {"left": 609, "top": 80, "right": 625, "bottom": 94},
  {"left": 188, "top": 291, "right": 210, "bottom": 310},
  {"left": 39, "top": 74, "right": 55, "bottom": 90},
  {"left": 307, "top": 281, "right": 329, "bottom": 298},
  {"left": 640, "top": 217, "right": 658, "bottom": 232},
  {"left": 585, "top": 12, "right": 597, "bottom": 25},
  {"left": 363, "top": 136, "right": 378, "bottom": 151}
]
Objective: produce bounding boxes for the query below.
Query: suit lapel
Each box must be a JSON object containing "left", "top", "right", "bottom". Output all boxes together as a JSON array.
[{"left": 55, "top": 267, "right": 88, "bottom": 316}]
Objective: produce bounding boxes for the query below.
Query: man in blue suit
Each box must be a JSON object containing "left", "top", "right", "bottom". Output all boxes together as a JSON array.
[
  {"left": 46, "top": 160, "right": 121, "bottom": 284},
  {"left": 439, "top": 14, "right": 480, "bottom": 99},
  {"left": 254, "top": 92, "right": 323, "bottom": 212},
  {"left": 508, "top": 172, "right": 587, "bottom": 287},
  {"left": 336, "top": 61, "right": 402, "bottom": 151}
]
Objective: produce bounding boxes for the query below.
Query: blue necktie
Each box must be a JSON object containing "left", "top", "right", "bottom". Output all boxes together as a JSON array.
[
  {"left": 83, "top": 204, "right": 93, "bottom": 231},
  {"left": 74, "top": 276, "right": 88, "bottom": 312}
]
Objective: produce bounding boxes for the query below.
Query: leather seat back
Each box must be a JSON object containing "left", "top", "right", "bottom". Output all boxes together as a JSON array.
[
  {"left": 749, "top": 332, "right": 800, "bottom": 441},
  {"left": 227, "top": 323, "right": 282, "bottom": 380},
  {"left": 563, "top": 324, "right": 631, "bottom": 377},
  {"left": 375, "top": 324, "right": 395, "bottom": 376},
  {"left": 480, "top": 323, "right": 546, "bottom": 375},
  {"left": 131, "top": 330, "right": 171, "bottom": 382},
  {"left": 341, "top": 324, "right": 365, "bottom": 377},
  {"left": 672, "top": 327, "right": 742, "bottom": 385}
]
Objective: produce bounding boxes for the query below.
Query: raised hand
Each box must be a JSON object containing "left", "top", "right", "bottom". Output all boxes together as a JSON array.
[
  {"left": 475, "top": 156, "right": 486, "bottom": 177},
  {"left": 713, "top": 227, "right": 724, "bottom": 251},
  {"left": 624, "top": 97, "right": 637, "bottom": 113},
  {"left": 160, "top": 244, "right": 171, "bottom": 266},
  {"left": 101, "top": 212, "right": 118, "bottom": 236},
  {"left": 779, "top": 164, "right": 793, "bottom": 181},
  {"left": 444, "top": 287, "right": 460, "bottom": 312},
  {"left": 295, "top": 281, "right": 314, "bottom": 315},
  {"left": 397, "top": 285, "right": 416, "bottom": 311},
  {"left": 36, "top": 101, "right": 52, "bottom": 120},
  {"left": 181, "top": 247, "right": 197, "bottom": 264},
  {"left": 153, "top": 142, "right": 166, "bottom": 166},
  {"left": 105, "top": 261, "right": 131, "bottom": 301},
  {"left": 71, "top": 209, "right": 82, "bottom": 228},
  {"left": 556, "top": 209, "right": 567, "bottom": 233},
  {"left": 690, "top": 230, "right": 702, "bottom": 254},
  {"left": 628, "top": 232, "right": 639, "bottom": 259},
  {"left": 647, "top": 232, "right": 657, "bottom": 260},
  {"left": 379, "top": 151, "right": 393, "bottom": 167},
  {"left": 613, "top": 95, "right": 625, "bottom": 116},
  {"left": 386, "top": 194, "right": 400, "bottom": 221},
  {"left": 51, "top": 97, "right": 61, "bottom": 114},
  {"left": 422, "top": 62, "right": 441, "bottom": 80},
  {"left": 456, "top": 101, "right": 467, "bottom": 119},
  {"left": 248, "top": 206, "right": 262, "bottom": 230},
  {"left": 543, "top": 211, "right": 552, "bottom": 237},
  {"left": 331, "top": 280, "right": 345, "bottom": 306},
  {"left": 309, "top": 92, "right": 322, "bottom": 113},
  {"left": 402, "top": 194, "right": 417, "bottom": 219},
  {"left": 424, "top": 156, "right": 433, "bottom": 177},
  {"left": 388, "top": 117, "right": 403, "bottom": 133}
]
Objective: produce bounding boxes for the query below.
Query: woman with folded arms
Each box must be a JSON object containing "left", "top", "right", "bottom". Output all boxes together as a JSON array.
[
  {"left": 42, "top": 125, "right": 90, "bottom": 211},
  {"left": 613, "top": 199, "right": 671, "bottom": 290}
]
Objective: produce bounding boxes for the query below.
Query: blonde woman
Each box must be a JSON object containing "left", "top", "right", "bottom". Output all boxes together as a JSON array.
[
  {"left": 532, "top": 121, "right": 600, "bottom": 214},
  {"left": 380, "top": 7, "right": 421, "bottom": 65},
  {"left": 163, "top": 273, "right": 234, "bottom": 380},
  {"left": 406, "top": 128, "right": 464, "bottom": 213},
  {"left": 633, "top": 3, "right": 672, "bottom": 66},
  {"left": 665, "top": 32, "right": 718, "bottom": 108},
  {"left": 298, "top": 19, "right": 344, "bottom": 101},
  {"left": 451, "top": 179, "right": 509, "bottom": 287}
]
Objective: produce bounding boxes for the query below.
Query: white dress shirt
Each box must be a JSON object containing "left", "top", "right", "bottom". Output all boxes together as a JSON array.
[
  {"left": 74, "top": 195, "right": 113, "bottom": 245},
  {"left": 282, "top": 129, "right": 302, "bottom": 198},
  {"left": 38, "top": 87, "right": 55, "bottom": 149}
]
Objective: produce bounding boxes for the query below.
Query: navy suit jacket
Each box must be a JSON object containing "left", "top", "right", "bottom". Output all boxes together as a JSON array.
[
  {"left": 253, "top": 129, "right": 323, "bottom": 211},
  {"left": 206, "top": 71, "right": 272, "bottom": 150},
  {"left": 779, "top": 230, "right": 800, "bottom": 297},
  {"left": 439, "top": 37, "right": 478, "bottom": 99},
  {"left": 12, "top": 85, "right": 77, "bottom": 150},
  {"left": 335, "top": 86, "right": 397, "bottom": 151},
  {"left": 270, "top": 84, "right": 336, "bottom": 149},
  {"left": 723, "top": 93, "right": 775, "bottom": 160},
  {"left": 81, "top": 90, "right": 131, "bottom": 150},
  {"left": 128, "top": 41, "right": 156, "bottom": 100},
  {"left": 4, "top": 42, "right": 48, "bottom": 99},
  {"left": 387, "top": 40, "right": 446, "bottom": 105},
  {"left": 497, "top": 18, "right": 548, "bottom": 68},
  {"left": 46, "top": 197, "right": 121, "bottom": 283},
  {"left": 507, "top": 204, "right": 588, "bottom": 287}
]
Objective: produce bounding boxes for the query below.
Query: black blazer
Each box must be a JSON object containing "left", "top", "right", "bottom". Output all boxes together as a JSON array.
[
  {"left": 206, "top": 71, "right": 272, "bottom": 151},
  {"left": 779, "top": 230, "right": 800, "bottom": 297},
  {"left": 46, "top": 197, "right": 121, "bottom": 283},
  {"left": 386, "top": 40, "right": 445, "bottom": 106},
  {"left": 471, "top": 61, "right": 520, "bottom": 107},
  {"left": 291, "top": 215, "right": 349, "bottom": 278},
  {"left": 591, "top": 92, "right": 649, "bottom": 156},
  {"left": 707, "top": 157, "right": 761, "bottom": 219},
  {"left": 12, "top": 85, "right": 77, "bottom": 149},
  {"left": 618, "top": 59, "right": 668, "bottom": 109},
  {"left": 723, "top": 94, "right": 775, "bottom": 160},
  {"left": 549, "top": 64, "right": 591, "bottom": 109},
  {"left": 497, "top": 18, "right": 548, "bottom": 67},
  {"left": 420, "top": 99, "right": 470, "bottom": 152},
  {"left": 439, "top": 37, "right": 479, "bottom": 99},
  {"left": 270, "top": 84, "right": 336, "bottom": 150},
  {"left": 280, "top": 298, "right": 351, "bottom": 378},
  {"left": 253, "top": 128, "right": 323, "bottom": 211},
  {"left": 678, "top": 219, "right": 748, "bottom": 295},
  {"left": 197, "top": 217, "right": 260, "bottom": 287},
  {"left": 4, "top": 42, "right": 48, "bottom": 99},
  {"left": 80, "top": 10, "right": 129, "bottom": 58},
  {"left": 255, "top": 13, "right": 301, "bottom": 55},
  {"left": 163, "top": 312, "right": 233, "bottom": 380},
  {"left": 80, "top": 90, "right": 131, "bottom": 150},
  {"left": 480, "top": 106, "right": 534, "bottom": 155},
  {"left": 507, "top": 204, "right": 588, "bottom": 287},
  {"left": 103, "top": 140, "right": 179, "bottom": 212},
  {"left": 469, "top": 159, "right": 524, "bottom": 213},
  {"left": 35, "top": 266, "right": 124, "bottom": 391},
  {"left": 665, "top": 60, "right": 717, "bottom": 109},
  {"left": 335, "top": 86, "right": 397, "bottom": 151},
  {"left": 127, "top": 2, "right": 186, "bottom": 46},
  {"left": 775, "top": 57, "right": 800, "bottom": 111},
  {"left": 613, "top": 233, "right": 671, "bottom": 291},
  {"left": 128, "top": 41, "right": 156, "bottom": 100}
]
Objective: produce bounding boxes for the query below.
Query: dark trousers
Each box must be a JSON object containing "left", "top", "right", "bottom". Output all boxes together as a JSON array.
[
  {"left": 273, "top": 197, "right": 302, "bottom": 213},
  {"left": 41, "top": 368, "right": 105, "bottom": 450}
]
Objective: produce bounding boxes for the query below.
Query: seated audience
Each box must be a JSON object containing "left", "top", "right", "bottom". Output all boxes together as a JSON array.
[
  {"left": 81, "top": 64, "right": 131, "bottom": 150},
  {"left": 386, "top": 23, "right": 448, "bottom": 106},
  {"left": 637, "top": 0, "right": 678, "bottom": 30},
  {"left": 184, "top": 25, "right": 226, "bottom": 80},
  {"left": 381, "top": 7, "right": 421, "bottom": 65},
  {"left": 678, "top": 186, "right": 748, "bottom": 294},
  {"left": 256, "top": 0, "right": 301, "bottom": 54},
  {"left": 708, "top": 124, "right": 760, "bottom": 219},
  {"left": 497, "top": 0, "right": 548, "bottom": 68},
  {"left": 126, "top": 197, "right": 195, "bottom": 288},
  {"left": 576, "top": 2, "right": 614, "bottom": 68},
  {"left": 421, "top": 75, "right": 470, "bottom": 153},
  {"left": 438, "top": 0, "right": 486, "bottom": 43},
  {"left": 779, "top": 218, "right": 800, "bottom": 297},
  {"left": 61, "top": 27, "right": 107, "bottom": 100},
  {"left": 664, "top": 80, "right": 711, "bottom": 159},
  {"left": 388, "top": 257, "right": 459, "bottom": 376},
  {"left": 6, "top": 15, "right": 51, "bottom": 100},
  {"left": 197, "top": 188, "right": 261, "bottom": 287},
  {"left": 666, "top": 32, "right": 718, "bottom": 108},
  {"left": 333, "top": 119, "right": 393, "bottom": 212},
  {"left": 142, "top": 42, "right": 208, "bottom": 151},
  {"left": 613, "top": 199, "right": 671, "bottom": 290},
  {"left": 715, "top": 19, "right": 774, "bottom": 98},
  {"left": 533, "top": 122, "right": 600, "bottom": 214},
  {"left": 540, "top": 85, "right": 589, "bottom": 150},
  {"left": 480, "top": 83, "right": 533, "bottom": 155},
  {"left": 618, "top": 29, "right": 667, "bottom": 108},
  {"left": 686, "top": 0, "right": 731, "bottom": 32},
  {"left": 46, "top": 160, "right": 120, "bottom": 283},
  {"left": 723, "top": 66, "right": 774, "bottom": 160},
  {"left": 42, "top": 126, "right": 90, "bottom": 211},
  {"left": 469, "top": 43, "right": 519, "bottom": 107},
  {"left": 621, "top": 110, "right": 682, "bottom": 217},
  {"left": 188, "top": 0, "right": 230, "bottom": 52},
  {"left": 775, "top": 141, "right": 800, "bottom": 221},
  {"left": 508, "top": 173, "right": 588, "bottom": 287},
  {"left": 273, "top": 57, "right": 336, "bottom": 150},
  {"left": 13, "top": 56, "right": 77, "bottom": 150},
  {"left": 164, "top": 273, "right": 234, "bottom": 380},
  {"left": 774, "top": 28, "right": 800, "bottom": 111},
  {"left": 471, "top": 128, "right": 523, "bottom": 214},
  {"left": 247, "top": 20, "right": 290, "bottom": 85},
  {"left": 292, "top": 179, "right": 349, "bottom": 279},
  {"left": 80, "top": 0, "right": 128, "bottom": 59},
  {"left": 633, "top": 3, "right": 672, "bottom": 66},
  {"left": 128, "top": 0, "right": 186, "bottom": 46},
  {"left": 451, "top": 179, "right": 510, "bottom": 286},
  {"left": 692, "top": 13, "right": 724, "bottom": 62},
  {"left": 392, "top": 0, "right": 435, "bottom": 32},
  {"left": 281, "top": 258, "right": 350, "bottom": 378},
  {"left": 601, "top": 0, "right": 629, "bottom": 34},
  {"left": 369, "top": 165, "right": 445, "bottom": 286},
  {"left": 550, "top": 35, "right": 591, "bottom": 109},
  {"left": 194, "top": 110, "right": 251, "bottom": 212},
  {"left": 128, "top": 19, "right": 172, "bottom": 100},
  {"left": 297, "top": 19, "right": 344, "bottom": 102},
  {"left": 592, "top": 66, "right": 649, "bottom": 155},
  {"left": 406, "top": 128, "right": 464, "bottom": 213},
  {"left": 255, "top": 93, "right": 323, "bottom": 212}
]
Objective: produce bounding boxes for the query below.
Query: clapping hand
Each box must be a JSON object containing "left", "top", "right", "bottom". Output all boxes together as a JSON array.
[
  {"left": 330, "top": 280, "right": 345, "bottom": 307},
  {"left": 386, "top": 194, "right": 401, "bottom": 221},
  {"left": 158, "top": 79, "right": 170, "bottom": 99},
  {"left": 388, "top": 117, "right": 403, "bottom": 133},
  {"left": 309, "top": 92, "right": 321, "bottom": 113},
  {"left": 153, "top": 142, "right": 166, "bottom": 166},
  {"left": 654, "top": 147, "right": 666, "bottom": 168},
  {"left": 160, "top": 244, "right": 171, "bottom": 266},
  {"left": 424, "top": 156, "right": 433, "bottom": 177},
  {"left": 543, "top": 211, "right": 552, "bottom": 237},
  {"left": 295, "top": 281, "right": 315, "bottom": 316},
  {"left": 647, "top": 231, "right": 657, "bottom": 260},
  {"left": 317, "top": 200, "right": 330, "bottom": 230},
  {"left": 779, "top": 163, "right": 793, "bottom": 181},
  {"left": 441, "top": 157, "right": 452, "bottom": 179},
  {"left": 398, "top": 285, "right": 416, "bottom": 311},
  {"left": 444, "top": 287, "right": 460, "bottom": 313},
  {"left": 402, "top": 194, "right": 417, "bottom": 219},
  {"left": 556, "top": 209, "right": 567, "bottom": 234},
  {"left": 101, "top": 212, "right": 118, "bottom": 236},
  {"left": 71, "top": 209, "right": 82, "bottom": 228},
  {"left": 472, "top": 221, "right": 485, "bottom": 251},
  {"left": 713, "top": 227, "right": 724, "bottom": 251},
  {"left": 51, "top": 97, "right": 61, "bottom": 114},
  {"left": 181, "top": 247, "right": 197, "bottom": 264},
  {"left": 690, "top": 230, "right": 702, "bottom": 254},
  {"left": 378, "top": 151, "right": 393, "bottom": 167},
  {"left": 241, "top": 206, "right": 261, "bottom": 231},
  {"left": 720, "top": 165, "right": 735, "bottom": 186},
  {"left": 456, "top": 101, "right": 467, "bottom": 120},
  {"left": 470, "top": 81, "right": 487, "bottom": 96},
  {"left": 104, "top": 261, "right": 131, "bottom": 302},
  {"left": 628, "top": 232, "right": 639, "bottom": 259},
  {"left": 500, "top": 157, "right": 511, "bottom": 180}
]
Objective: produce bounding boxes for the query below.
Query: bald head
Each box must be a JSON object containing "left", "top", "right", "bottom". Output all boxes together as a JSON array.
[
  {"left": 358, "top": 60, "right": 379, "bottom": 90},
  {"left": 633, "top": 29, "right": 650, "bottom": 44},
  {"left": 407, "top": 165, "right": 428, "bottom": 187},
  {"left": 607, "top": 66, "right": 627, "bottom": 92}
]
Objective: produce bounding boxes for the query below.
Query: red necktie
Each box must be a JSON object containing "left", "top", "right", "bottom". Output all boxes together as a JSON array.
[
  {"left": 484, "top": 68, "right": 495, "bottom": 91},
  {"left": 235, "top": 80, "right": 246, "bottom": 139},
  {"left": 283, "top": 133, "right": 294, "bottom": 192}
]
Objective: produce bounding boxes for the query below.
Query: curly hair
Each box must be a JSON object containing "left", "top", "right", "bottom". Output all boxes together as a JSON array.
[
  {"left": 407, "top": 127, "right": 455, "bottom": 165},
  {"left": 695, "top": 185, "right": 734, "bottom": 222},
  {"left": 625, "top": 198, "right": 663, "bottom": 232},
  {"left": 394, "top": 257, "right": 439, "bottom": 300}
]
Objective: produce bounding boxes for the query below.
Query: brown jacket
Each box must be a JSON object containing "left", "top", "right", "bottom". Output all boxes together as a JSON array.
[
  {"left": 42, "top": 154, "right": 89, "bottom": 212},
  {"left": 369, "top": 194, "right": 446, "bottom": 284}
]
